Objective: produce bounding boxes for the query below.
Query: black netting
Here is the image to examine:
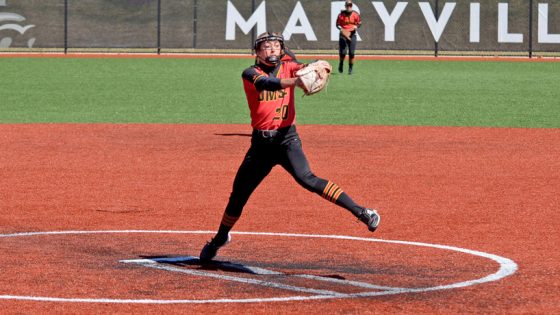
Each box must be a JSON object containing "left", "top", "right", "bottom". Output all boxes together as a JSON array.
[
  {"left": 1, "top": 0, "right": 558, "bottom": 55},
  {"left": 160, "top": 0, "right": 194, "bottom": 49},
  {"left": 67, "top": 0, "right": 157, "bottom": 50},
  {"left": 439, "top": 0, "right": 529, "bottom": 53},
  {"left": 533, "top": 1, "right": 560, "bottom": 53},
  {"left": 1, "top": 0, "right": 64, "bottom": 49}
]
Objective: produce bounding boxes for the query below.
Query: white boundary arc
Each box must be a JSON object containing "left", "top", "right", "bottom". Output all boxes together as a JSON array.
[{"left": 0, "top": 230, "right": 518, "bottom": 304}]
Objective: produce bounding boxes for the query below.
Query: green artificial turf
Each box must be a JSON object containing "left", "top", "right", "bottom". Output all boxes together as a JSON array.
[{"left": 1, "top": 57, "right": 558, "bottom": 127}]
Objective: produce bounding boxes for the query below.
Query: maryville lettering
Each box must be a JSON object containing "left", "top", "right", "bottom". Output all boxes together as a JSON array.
[{"left": 225, "top": 1, "right": 560, "bottom": 44}]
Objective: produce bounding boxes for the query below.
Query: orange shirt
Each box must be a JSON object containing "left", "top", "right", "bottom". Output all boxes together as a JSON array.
[
  {"left": 336, "top": 11, "right": 361, "bottom": 31},
  {"left": 242, "top": 61, "right": 304, "bottom": 130}
]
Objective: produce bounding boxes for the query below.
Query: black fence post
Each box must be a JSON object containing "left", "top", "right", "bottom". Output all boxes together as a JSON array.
[
  {"left": 64, "top": 0, "right": 68, "bottom": 54},
  {"left": 157, "top": 0, "right": 161, "bottom": 54},
  {"left": 434, "top": 0, "right": 439, "bottom": 57},
  {"left": 193, "top": 0, "right": 198, "bottom": 48},
  {"left": 528, "top": 0, "right": 533, "bottom": 58},
  {"left": 251, "top": 0, "right": 255, "bottom": 50}
]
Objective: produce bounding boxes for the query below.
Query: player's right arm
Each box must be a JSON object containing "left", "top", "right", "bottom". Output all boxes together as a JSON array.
[
  {"left": 242, "top": 66, "right": 300, "bottom": 91},
  {"left": 242, "top": 67, "right": 282, "bottom": 91},
  {"left": 336, "top": 13, "right": 344, "bottom": 30}
]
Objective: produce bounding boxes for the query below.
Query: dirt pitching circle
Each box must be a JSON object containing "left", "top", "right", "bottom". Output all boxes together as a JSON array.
[{"left": 0, "top": 230, "right": 518, "bottom": 304}]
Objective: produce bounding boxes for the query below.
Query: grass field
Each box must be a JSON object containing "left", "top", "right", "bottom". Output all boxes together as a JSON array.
[{"left": 1, "top": 57, "right": 559, "bottom": 127}]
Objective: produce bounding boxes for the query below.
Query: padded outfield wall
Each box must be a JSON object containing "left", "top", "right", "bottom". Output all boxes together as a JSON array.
[{"left": 0, "top": 0, "right": 559, "bottom": 55}]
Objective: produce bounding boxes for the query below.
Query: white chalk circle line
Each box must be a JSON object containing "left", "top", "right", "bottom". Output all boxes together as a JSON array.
[{"left": 0, "top": 230, "right": 518, "bottom": 304}]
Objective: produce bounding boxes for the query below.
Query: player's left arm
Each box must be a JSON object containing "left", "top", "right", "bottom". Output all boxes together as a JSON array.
[{"left": 354, "top": 12, "right": 362, "bottom": 29}]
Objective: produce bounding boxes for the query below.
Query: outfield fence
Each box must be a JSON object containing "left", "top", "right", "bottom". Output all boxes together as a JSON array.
[{"left": 1, "top": 0, "right": 559, "bottom": 57}]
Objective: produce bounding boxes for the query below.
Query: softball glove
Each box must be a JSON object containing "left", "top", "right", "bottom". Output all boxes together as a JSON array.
[{"left": 296, "top": 60, "right": 332, "bottom": 96}]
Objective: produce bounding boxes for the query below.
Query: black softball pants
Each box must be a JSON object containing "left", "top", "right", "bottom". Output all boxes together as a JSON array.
[
  {"left": 339, "top": 34, "right": 357, "bottom": 59},
  {"left": 223, "top": 125, "right": 361, "bottom": 219}
]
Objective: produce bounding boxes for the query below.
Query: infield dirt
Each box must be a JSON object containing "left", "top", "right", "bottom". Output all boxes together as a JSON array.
[{"left": 0, "top": 124, "right": 559, "bottom": 314}]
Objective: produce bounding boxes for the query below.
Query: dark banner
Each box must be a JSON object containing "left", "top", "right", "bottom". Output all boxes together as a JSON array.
[{"left": 1, "top": 0, "right": 558, "bottom": 54}]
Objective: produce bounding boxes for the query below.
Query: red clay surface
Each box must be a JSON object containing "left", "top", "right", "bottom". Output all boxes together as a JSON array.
[{"left": 1, "top": 124, "right": 559, "bottom": 314}]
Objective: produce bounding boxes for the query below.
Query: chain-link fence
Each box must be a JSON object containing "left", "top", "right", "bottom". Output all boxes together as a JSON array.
[{"left": 1, "top": 0, "right": 559, "bottom": 56}]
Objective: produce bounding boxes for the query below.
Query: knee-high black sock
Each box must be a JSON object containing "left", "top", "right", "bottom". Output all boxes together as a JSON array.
[{"left": 321, "top": 181, "right": 363, "bottom": 217}]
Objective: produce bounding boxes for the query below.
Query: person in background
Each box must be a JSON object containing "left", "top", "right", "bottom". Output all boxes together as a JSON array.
[{"left": 336, "top": 0, "right": 362, "bottom": 75}]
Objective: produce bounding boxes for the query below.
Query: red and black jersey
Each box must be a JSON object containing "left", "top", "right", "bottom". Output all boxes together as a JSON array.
[
  {"left": 336, "top": 11, "right": 361, "bottom": 32},
  {"left": 241, "top": 61, "right": 305, "bottom": 130}
]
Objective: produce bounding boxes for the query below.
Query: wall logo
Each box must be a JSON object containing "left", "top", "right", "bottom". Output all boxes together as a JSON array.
[
  {"left": 0, "top": 0, "right": 35, "bottom": 48},
  {"left": 226, "top": 1, "right": 560, "bottom": 45}
]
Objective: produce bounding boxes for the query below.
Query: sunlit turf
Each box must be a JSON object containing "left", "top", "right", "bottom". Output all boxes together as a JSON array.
[{"left": 1, "top": 56, "right": 558, "bottom": 128}]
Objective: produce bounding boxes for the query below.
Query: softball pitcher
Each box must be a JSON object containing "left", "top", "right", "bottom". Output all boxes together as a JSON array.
[{"left": 199, "top": 32, "right": 380, "bottom": 262}]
